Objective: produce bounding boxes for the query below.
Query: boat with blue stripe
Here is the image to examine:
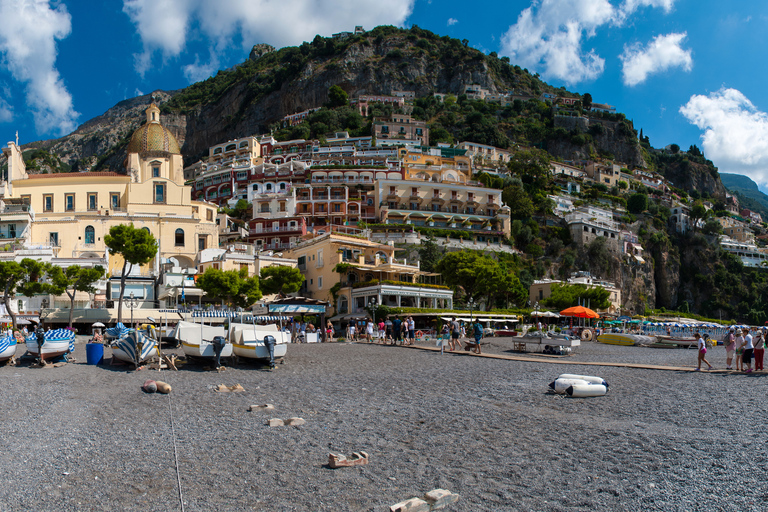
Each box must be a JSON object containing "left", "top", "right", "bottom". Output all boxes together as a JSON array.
[
  {"left": 26, "top": 328, "right": 75, "bottom": 362},
  {"left": 111, "top": 330, "right": 158, "bottom": 367},
  {"left": 0, "top": 335, "right": 17, "bottom": 363}
]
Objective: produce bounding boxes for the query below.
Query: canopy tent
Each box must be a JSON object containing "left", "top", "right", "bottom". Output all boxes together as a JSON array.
[
  {"left": 531, "top": 311, "right": 560, "bottom": 318},
  {"left": 560, "top": 306, "right": 600, "bottom": 319}
]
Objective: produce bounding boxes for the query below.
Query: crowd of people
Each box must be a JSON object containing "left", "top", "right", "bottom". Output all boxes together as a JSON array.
[
  {"left": 342, "top": 315, "right": 417, "bottom": 345},
  {"left": 696, "top": 326, "right": 767, "bottom": 372}
]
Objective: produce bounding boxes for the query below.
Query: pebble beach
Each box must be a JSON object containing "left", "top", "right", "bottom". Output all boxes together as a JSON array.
[{"left": 1, "top": 337, "right": 766, "bottom": 511}]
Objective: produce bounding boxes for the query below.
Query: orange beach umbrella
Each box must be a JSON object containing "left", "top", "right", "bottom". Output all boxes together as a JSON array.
[{"left": 559, "top": 306, "right": 600, "bottom": 319}]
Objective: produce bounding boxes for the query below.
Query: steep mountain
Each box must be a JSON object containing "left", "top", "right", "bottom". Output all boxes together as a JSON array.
[
  {"left": 3, "top": 25, "right": 648, "bottom": 175},
  {"left": 720, "top": 172, "right": 768, "bottom": 218}
]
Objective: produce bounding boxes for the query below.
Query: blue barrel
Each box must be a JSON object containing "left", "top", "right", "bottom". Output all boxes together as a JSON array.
[{"left": 85, "top": 343, "right": 103, "bottom": 365}]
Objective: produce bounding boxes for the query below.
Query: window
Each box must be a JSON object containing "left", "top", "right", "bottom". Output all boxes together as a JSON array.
[
  {"left": 175, "top": 228, "right": 184, "bottom": 247},
  {"left": 88, "top": 193, "right": 97, "bottom": 211},
  {"left": 198, "top": 236, "right": 207, "bottom": 251},
  {"left": 142, "top": 227, "right": 150, "bottom": 234},
  {"left": 154, "top": 183, "right": 166, "bottom": 203},
  {"left": 49, "top": 232, "right": 58, "bottom": 246},
  {"left": 416, "top": 128, "right": 423, "bottom": 136},
  {"left": 381, "top": 125, "right": 389, "bottom": 134},
  {"left": 318, "top": 276, "right": 323, "bottom": 289},
  {"left": 21, "top": 195, "right": 30, "bottom": 205},
  {"left": 7, "top": 224, "right": 15, "bottom": 238},
  {"left": 411, "top": 187, "right": 418, "bottom": 195},
  {"left": 65, "top": 194, "right": 74, "bottom": 211},
  {"left": 43, "top": 195, "right": 53, "bottom": 212},
  {"left": 207, "top": 209, "right": 213, "bottom": 221},
  {"left": 111, "top": 194, "right": 119, "bottom": 209},
  {"left": 389, "top": 186, "right": 396, "bottom": 194},
  {"left": 84, "top": 226, "right": 95, "bottom": 244},
  {"left": 152, "top": 165, "right": 160, "bottom": 178}
]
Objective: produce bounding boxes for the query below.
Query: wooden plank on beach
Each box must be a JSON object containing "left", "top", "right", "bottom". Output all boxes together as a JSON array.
[{"left": 404, "top": 345, "right": 731, "bottom": 373}]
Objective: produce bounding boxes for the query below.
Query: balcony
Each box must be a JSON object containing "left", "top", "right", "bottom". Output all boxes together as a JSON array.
[{"left": 251, "top": 225, "right": 303, "bottom": 234}]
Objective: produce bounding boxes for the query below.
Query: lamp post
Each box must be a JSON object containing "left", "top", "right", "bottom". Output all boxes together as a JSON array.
[
  {"left": 467, "top": 296, "right": 477, "bottom": 322},
  {"left": 127, "top": 292, "right": 140, "bottom": 328},
  {"left": 369, "top": 297, "right": 378, "bottom": 342},
  {"left": 534, "top": 301, "right": 540, "bottom": 331}
]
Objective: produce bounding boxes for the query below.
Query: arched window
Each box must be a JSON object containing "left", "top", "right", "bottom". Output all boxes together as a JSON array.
[
  {"left": 175, "top": 228, "right": 184, "bottom": 247},
  {"left": 142, "top": 227, "right": 150, "bottom": 234},
  {"left": 85, "top": 226, "right": 95, "bottom": 244}
]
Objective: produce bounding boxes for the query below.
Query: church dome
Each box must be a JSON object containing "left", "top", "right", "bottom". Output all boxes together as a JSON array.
[{"left": 127, "top": 103, "right": 181, "bottom": 155}]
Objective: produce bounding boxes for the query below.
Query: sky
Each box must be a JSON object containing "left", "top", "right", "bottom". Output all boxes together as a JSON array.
[{"left": 1, "top": 1, "right": 767, "bottom": 189}]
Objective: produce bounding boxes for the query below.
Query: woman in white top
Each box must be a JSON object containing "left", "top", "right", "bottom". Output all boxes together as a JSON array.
[
  {"left": 695, "top": 332, "right": 713, "bottom": 371},
  {"left": 742, "top": 329, "right": 754, "bottom": 373},
  {"left": 734, "top": 330, "right": 745, "bottom": 372},
  {"left": 366, "top": 319, "right": 374, "bottom": 343}
]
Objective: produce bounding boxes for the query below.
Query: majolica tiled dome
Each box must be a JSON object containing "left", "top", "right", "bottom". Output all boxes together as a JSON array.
[{"left": 127, "top": 103, "right": 181, "bottom": 155}]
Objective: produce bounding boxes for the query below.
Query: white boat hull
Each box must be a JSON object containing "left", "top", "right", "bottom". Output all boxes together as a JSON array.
[
  {"left": 233, "top": 342, "right": 287, "bottom": 360},
  {"left": 182, "top": 340, "right": 233, "bottom": 359},
  {"left": 0, "top": 341, "right": 16, "bottom": 362},
  {"left": 26, "top": 339, "right": 70, "bottom": 360},
  {"left": 112, "top": 331, "right": 158, "bottom": 365}
]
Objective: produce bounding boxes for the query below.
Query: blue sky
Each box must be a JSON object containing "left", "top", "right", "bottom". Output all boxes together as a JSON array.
[{"left": 1, "top": 1, "right": 768, "bottom": 188}]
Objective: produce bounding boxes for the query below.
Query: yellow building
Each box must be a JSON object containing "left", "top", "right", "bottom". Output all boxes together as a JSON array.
[
  {"left": 377, "top": 149, "right": 511, "bottom": 239},
  {"left": 1, "top": 103, "right": 219, "bottom": 277},
  {"left": 286, "top": 232, "right": 453, "bottom": 317}
]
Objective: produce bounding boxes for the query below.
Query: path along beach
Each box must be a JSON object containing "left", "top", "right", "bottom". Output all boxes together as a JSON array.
[{"left": 0, "top": 337, "right": 765, "bottom": 511}]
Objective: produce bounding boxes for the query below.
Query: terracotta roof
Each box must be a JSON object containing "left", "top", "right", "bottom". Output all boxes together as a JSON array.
[{"left": 27, "top": 172, "right": 125, "bottom": 179}]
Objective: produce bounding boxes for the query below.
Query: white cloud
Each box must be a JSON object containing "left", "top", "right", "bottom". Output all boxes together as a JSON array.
[
  {"left": 620, "top": 32, "right": 692, "bottom": 86},
  {"left": 500, "top": 0, "right": 676, "bottom": 84},
  {"left": 183, "top": 53, "right": 219, "bottom": 83},
  {"left": 123, "top": 0, "right": 415, "bottom": 79},
  {"left": 0, "top": 0, "right": 79, "bottom": 135},
  {"left": 447, "top": 18, "right": 458, "bottom": 26},
  {"left": 680, "top": 88, "right": 768, "bottom": 184}
]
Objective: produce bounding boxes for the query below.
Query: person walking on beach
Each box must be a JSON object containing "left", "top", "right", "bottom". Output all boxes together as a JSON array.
[
  {"left": 406, "top": 316, "right": 415, "bottom": 346},
  {"left": 326, "top": 320, "right": 334, "bottom": 343},
  {"left": 392, "top": 316, "right": 402, "bottom": 346},
  {"left": 755, "top": 328, "right": 766, "bottom": 371},
  {"left": 449, "top": 316, "right": 461, "bottom": 351},
  {"left": 734, "top": 328, "right": 745, "bottom": 371},
  {"left": 467, "top": 319, "right": 483, "bottom": 354},
  {"left": 695, "top": 332, "right": 713, "bottom": 371},
  {"left": 366, "top": 318, "right": 375, "bottom": 343},
  {"left": 724, "top": 327, "right": 736, "bottom": 370},
  {"left": 743, "top": 328, "right": 755, "bottom": 373}
]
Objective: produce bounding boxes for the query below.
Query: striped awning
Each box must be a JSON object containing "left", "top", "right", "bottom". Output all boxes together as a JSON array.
[
  {"left": 191, "top": 311, "right": 239, "bottom": 318},
  {"left": 408, "top": 212, "right": 428, "bottom": 218},
  {"left": 158, "top": 309, "right": 185, "bottom": 313},
  {"left": 234, "top": 315, "right": 288, "bottom": 323}
]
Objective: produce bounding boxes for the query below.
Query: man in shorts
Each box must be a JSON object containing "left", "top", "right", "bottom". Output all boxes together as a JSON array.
[
  {"left": 450, "top": 316, "right": 461, "bottom": 351},
  {"left": 392, "top": 316, "right": 402, "bottom": 346}
]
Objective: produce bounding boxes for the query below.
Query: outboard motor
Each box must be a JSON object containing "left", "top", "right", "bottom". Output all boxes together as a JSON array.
[
  {"left": 263, "top": 335, "right": 276, "bottom": 368},
  {"left": 212, "top": 336, "right": 227, "bottom": 368}
]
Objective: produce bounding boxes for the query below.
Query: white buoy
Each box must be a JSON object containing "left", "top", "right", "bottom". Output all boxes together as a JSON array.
[
  {"left": 558, "top": 374, "right": 608, "bottom": 387},
  {"left": 566, "top": 384, "right": 608, "bottom": 397},
  {"left": 549, "top": 378, "right": 590, "bottom": 394}
]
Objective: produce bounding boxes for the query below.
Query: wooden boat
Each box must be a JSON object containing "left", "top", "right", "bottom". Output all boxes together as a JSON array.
[
  {"left": 174, "top": 320, "right": 232, "bottom": 360},
  {"left": 111, "top": 330, "right": 158, "bottom": 366},
  {"left": 0, "top": 335, "right": 17, "bottom": 363},
  {"left": 230, "top": 323, "right": 289, "bottom": 361},
  {"left": 597, "top": 333, "right": 655, "bottom": 346},
  {"left": 26, "top": 328, "right": 74, "bottom": 361}
]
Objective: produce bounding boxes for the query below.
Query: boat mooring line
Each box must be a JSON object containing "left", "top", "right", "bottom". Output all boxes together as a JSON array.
[
  {"left": 404, "top": 345, "right": 730, "bottom": 372},
  {"left": 167, "top": 392, "right": 185, "bottom": 512}
]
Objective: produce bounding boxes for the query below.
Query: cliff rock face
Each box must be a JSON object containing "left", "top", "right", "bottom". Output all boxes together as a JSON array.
[
  {"left": 550, "top": 116, "right": 648, "bottom": 168},
  {"left": 653, "top": 249, "right": 681, "bottom": 310},
  {"left": 661, "top": 160, "right": 726, "bottom": 198}
]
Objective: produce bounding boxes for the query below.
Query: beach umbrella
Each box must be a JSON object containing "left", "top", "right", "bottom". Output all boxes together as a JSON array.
[
  {"left": 92, "top": 322, "right": 105, "bottom": 327},
  {"left": 559, "top": 306, "right": 599, "bottom": 319}
]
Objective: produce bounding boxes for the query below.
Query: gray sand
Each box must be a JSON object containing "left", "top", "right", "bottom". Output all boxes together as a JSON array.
[{"left": 0, "top": 338, "right": 764, "bottom": 511}]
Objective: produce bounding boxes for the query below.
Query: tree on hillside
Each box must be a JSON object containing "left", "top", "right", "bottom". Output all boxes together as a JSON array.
[
  {"left": 435, "top": 252, "right": 485, "bottom": 300},
  {"left": 197, "top": 268, "right": 262, "bottom": 309},
  {"left": 541, "top": 283, "right": 610, "bottom": 310},
  {"left": 259, "top": 265, "right": 304, "bottom": 296},
  {"left": 627, "top": 193, "right": 649, "bottom": 214},
  {"left": 50, "top": 265, "right": 105, "bottom": 328},
  {"left": 328, "top": 85, "right": 349, "bottom": 108},
  {"left": 417, "top": 236, "right": 444, "bottom": 273},
  {"left": 582, "top": 93, "right": 592, "bottom": 110},
  {"left": 502, "top": 182, "right": 534, "bottom": 219},
  {"left": 104, "top": 224, "right": 158, "bottom": 325},
  {"left": 690, "top": 201, "right": 709, "bottom": 232},
  {"left": 507, "top": 149, "right": 551, "bottom": 192},
  {"left": 0, "top": 259, "right": 61, "bottom": 330}
]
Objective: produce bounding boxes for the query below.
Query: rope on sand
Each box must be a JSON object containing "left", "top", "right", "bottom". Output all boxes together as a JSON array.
[
  {"left": 404, "top": 345, "right": 730, "bottom": 372},
  {"left": 167, "top": 392, "right": 185, "bottom": 512}
]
